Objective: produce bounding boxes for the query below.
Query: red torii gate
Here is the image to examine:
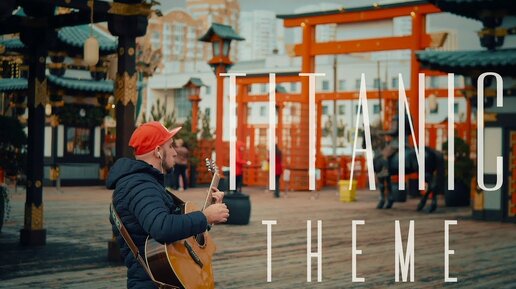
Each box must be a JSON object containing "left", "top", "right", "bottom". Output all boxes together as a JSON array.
[
  {"left": 227, "top": 1, "right": 472, "bottom": 190},
  {"left": 278, "top": 1, "right": 442, "bottom": 140},
  {"left": 233, "top": 71, "right": 463, "bottom": 190}
]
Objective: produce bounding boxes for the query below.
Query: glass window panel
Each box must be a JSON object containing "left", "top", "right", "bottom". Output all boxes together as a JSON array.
[
  {"left": 212, "top": 42, "right": 220, "bottom": 57},
  {"left": 66, "top": 127, "right": 91, "bottom": 155},
  {"left": 338, "top": 80, "right": 346, "bottom": 91},
  {"left": 223, "top": 40, "right": 230, "bottom": 56},
  {"left": 338, "top": 104, "right": 346, "bottom": 115},
  {"left": 175, "top": 88, "right": 192, "bottom": 119}
]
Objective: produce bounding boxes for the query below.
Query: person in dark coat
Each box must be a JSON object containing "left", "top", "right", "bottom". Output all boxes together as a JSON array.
[
  {"left": 274, "top": 145, "right": 284, "bottom": 198},
  {"left": 235, "top": 141, "right": 247, "bottom": 193},
  {"left": 172, "top": 138, "right": 189, "bottom": 190},
  {"left": 107, "top": 121, "right": 229, "bottom": 289}
]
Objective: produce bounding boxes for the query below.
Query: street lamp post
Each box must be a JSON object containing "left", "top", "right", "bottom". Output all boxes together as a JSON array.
[
  {"left": 184, "top": 78, "right": 204, "bottom": 134},
  {"left": 199, "top": 23, "right": 244, "bottom": 170}
]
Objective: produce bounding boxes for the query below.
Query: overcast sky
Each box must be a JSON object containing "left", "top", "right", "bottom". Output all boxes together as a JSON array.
[{"left": 159, "top": 0, "right": 404, "bottom": 14}]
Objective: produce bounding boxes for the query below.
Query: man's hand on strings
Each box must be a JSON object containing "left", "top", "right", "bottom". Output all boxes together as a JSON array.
[{"left": 211, "top": 187, "right": 224, "bottom": 204}]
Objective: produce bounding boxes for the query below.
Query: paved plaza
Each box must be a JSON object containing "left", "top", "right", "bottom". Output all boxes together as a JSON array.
[{"left": 1, "top": 185, "right": 516, "bottom": 288}]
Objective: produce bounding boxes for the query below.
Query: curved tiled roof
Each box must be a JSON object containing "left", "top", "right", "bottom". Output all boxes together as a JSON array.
[
  {"left": 0, "top": 75, "right": 143, "bottom": 93},
  {"left": 47, "top": 74, "right": 114, "bottom": 93},
  {"left": 427, "top": 0, "right": 516, "bottom": 21},
  {"left": 0, "top": 38, "right": 24, "bottom": 51},
  {"left": 199, "top": 23, "right": 244, "bottom": 42},
  {"left": 0, "top": 78, "right": 28, "bottom": 91},
  {"left": 58, "top": 25, "right": 117, "bottom": 53},
  {"left": 0, "top": 24, "right": 117, "bottom": 54},
  {"left": 416, "top": 49, "right": 516, "bottom": 74}
]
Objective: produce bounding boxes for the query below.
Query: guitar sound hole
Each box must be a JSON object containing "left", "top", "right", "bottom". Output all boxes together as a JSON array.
[{"left": 195, "top": 234, "right": 205, "bottom": 246}]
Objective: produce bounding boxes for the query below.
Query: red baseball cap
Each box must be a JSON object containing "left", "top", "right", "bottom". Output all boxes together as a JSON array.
[{"left": 129, "top": 122, "right": 181, "bottom": 156}]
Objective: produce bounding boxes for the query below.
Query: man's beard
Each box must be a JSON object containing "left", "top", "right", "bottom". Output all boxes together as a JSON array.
[
  {"left": 164, "top": 165, "right": 174, "bottom": 174},
  {"left": 160, "top": 150, "right": 173, "bottom": 174}
]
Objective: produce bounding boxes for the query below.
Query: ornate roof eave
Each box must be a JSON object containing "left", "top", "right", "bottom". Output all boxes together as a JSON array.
[
  {"left": 0, "top": 78, "right": 28, "bottom": 92},
  {"left": 416, "top": 48, "right": 516, "bottom": 77},
  {"left": 0, "top": 0, "right": 160, "bottom": 36},
  {"left": 427, "top": 0, "right": 516, "bottom": 24},
  {"left": 0, "top": 75, "right": 141, "bottom": 94},
  {"left": 0, "top": 25, "right": 117, "bottom": 57},
  {"left": 199, "top": 23, "right": 244, "bottom": 42}
]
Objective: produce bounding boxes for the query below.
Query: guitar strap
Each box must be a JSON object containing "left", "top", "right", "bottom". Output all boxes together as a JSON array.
[{"left": 110, "top": 203, "right": 180, "bottom": 289}]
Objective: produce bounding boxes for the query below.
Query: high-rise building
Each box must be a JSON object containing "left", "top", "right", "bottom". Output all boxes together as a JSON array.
[
  {"left": 293, "top": 3, "right": 341, "bottom": 43},
  {"left": 186, "top": 0, "right": 241, "bottom": 61},
  {"left": 140, "top": 9, "right": 206, "bottom": 73},
  {"left": 238, "top": 10, "right": 285, "bottom": 61},
  {"left": 140, "top": 0, "right": 241, "bottom": 73},
  {"left": 140, "top": 1, "right": 241, "bottom": 124}
]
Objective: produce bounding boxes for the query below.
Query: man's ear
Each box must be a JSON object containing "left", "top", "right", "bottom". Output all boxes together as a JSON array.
[{"left": 155, "top": 146, "right": 162, "bottom": 159}]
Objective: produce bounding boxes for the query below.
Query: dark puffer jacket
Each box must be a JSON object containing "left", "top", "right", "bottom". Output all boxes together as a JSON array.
[{"left": 107, "top": 158, "right": 208, "bottom": 289}]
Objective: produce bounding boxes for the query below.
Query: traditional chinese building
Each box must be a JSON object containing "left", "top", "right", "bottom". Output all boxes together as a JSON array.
[
  {"left": 1, "top": 22, "right": 118, "bottom": 186},
  {"left": 417, "top": 0, "right": 516, "bottom": 222},
  {"left": 0, "top": 0, "right": 154, "bottom": 246}
]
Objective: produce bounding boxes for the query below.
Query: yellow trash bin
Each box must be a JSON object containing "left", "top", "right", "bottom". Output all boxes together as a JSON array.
[{"left": 339, "top": 180, "right": 357, "bottom": 202}]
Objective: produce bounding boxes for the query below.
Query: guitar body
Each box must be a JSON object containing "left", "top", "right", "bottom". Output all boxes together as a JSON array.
[{"left": 145, "top": 201, "right": 216, "bottom": 289}]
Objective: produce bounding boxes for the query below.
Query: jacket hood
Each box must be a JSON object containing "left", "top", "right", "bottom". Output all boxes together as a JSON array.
[{"left": 106, "top": 158, "right": 162, "bottom": 189}]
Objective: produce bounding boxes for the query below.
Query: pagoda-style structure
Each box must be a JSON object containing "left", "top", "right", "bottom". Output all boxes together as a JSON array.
[
  {"left": 1, "top": 22, "right": 118, "bottom": 186},
  {"left": 417, "top": 0, "right": 516, "bottom": 222},
  {"left": 0, "top": 0, "right": 154, "bottom": 246}
]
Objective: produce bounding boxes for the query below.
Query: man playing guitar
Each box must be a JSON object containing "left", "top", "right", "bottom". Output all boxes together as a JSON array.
[{"left": 108, "top": 122, "right": 229, "bottom": 289}]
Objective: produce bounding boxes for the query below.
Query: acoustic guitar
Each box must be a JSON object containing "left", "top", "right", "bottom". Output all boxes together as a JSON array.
[{"left": 145, "top": 159, "right": 220, "bottom": 289}]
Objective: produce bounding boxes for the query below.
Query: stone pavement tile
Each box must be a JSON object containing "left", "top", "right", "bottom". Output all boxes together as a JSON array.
[
  {"left": 2, "top": 185, "right": 516, "bottom": 288},
  {"left": 0, "top": 266, "right": 126, "bottom": 289}
]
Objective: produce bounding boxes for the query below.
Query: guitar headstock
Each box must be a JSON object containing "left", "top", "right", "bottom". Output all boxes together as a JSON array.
[{"left": 205, "top": 158, "right": 218, "bottom": 175}]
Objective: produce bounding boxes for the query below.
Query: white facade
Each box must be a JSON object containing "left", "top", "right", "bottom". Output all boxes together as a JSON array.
[{"left": 238, "top": 10, "right": 285, "bottom": 61}]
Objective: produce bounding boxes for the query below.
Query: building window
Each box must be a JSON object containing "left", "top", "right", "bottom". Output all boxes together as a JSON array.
[
  {"left": 205, "top": 107, "right": 210, "bottom": 117},
  {"left": 66, "top": 127, "right": 91, "bottom": 156},
  {"left": 261, "top": 84, "right": 267, "bottom": 94},
  {"left": 338, "top": 80, "right": 346, "bottom": 91},
  {"left": 430, "top": 76, "right": 439, "bottom": 88},
  {"left": 355, "top": 79, "right": 361, "bottom": 90},
  {"left": 338, "top": 104, "right": 346, "bottom": 115},
  {"left": 174, "top": 88, "right": 192, "bottom": 119},
  {"left": 322, "top": 105, "right": 328, "bottom": 115},
  {"left": 290, "top": 82, "right": 297, "bottom": 92},
  {"left": 373, "top": 78, "right": 380, "bottom": 89},
  {"left": 454, "top": 103, "right": 459, "bottom": 114},
  {"left": 392, "top": 77, "right": 399, "bottom": 89},
  {"left": 260, "top": 106, "right": 266, "bottom": 117},
  {"left": 322, "top": 80, "right": 330, "bottom": 91},
  {"left": 373, "top": 104, "right": 381, "bottom": 114},
  {"left": 205, "top": 86, "right": 211, "bottom": 94}
]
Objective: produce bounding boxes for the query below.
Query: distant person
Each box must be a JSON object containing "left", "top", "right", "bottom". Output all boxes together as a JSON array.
[
  {"left": 173, "top": 139, "right": 189, "bottom": 191},
  {"left": 235, "top": 141, "right": 249, "bottom": 194},
  {"left": 273, "top": 145, "right": 284, "bottom": 198}
]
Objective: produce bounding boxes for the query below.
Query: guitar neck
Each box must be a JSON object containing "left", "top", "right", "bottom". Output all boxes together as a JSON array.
[{"left": 202, "top": 172, "right": 220, "bottom": 211}]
